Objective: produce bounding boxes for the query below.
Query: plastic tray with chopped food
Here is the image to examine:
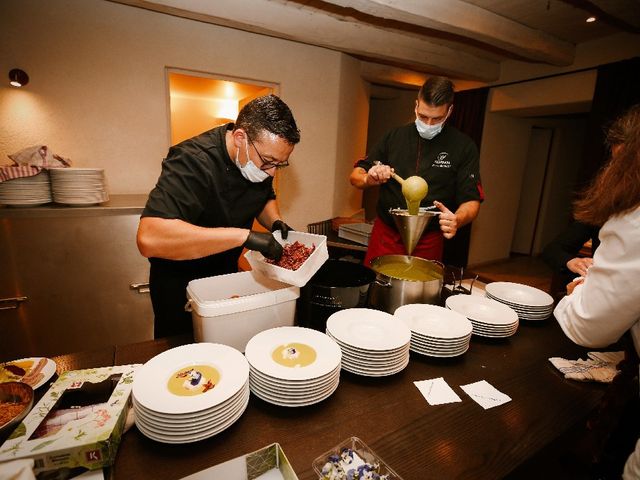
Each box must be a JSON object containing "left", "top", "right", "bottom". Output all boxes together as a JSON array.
[{"left": 245, "top": 230, "right": 328, "bottom": 287}]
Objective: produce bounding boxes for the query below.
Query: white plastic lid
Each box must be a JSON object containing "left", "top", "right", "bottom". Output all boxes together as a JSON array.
[{"left": 186, "top": 271, "right": 299, "bottom": 317}]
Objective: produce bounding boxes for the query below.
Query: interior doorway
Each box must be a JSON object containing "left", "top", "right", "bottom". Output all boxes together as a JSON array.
[
  {"left": 511, "top": 127, "right": 554, "bottom": 255},
  {"left": 167, "top": 69, "right": 276, "bottom": 146},
  {"left": 510, "top": 114, "right": 589, "bottom": 257}
]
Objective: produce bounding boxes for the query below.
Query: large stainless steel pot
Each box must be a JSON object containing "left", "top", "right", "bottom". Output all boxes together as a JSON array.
[
  {"left": 299, "top": 259, "right": 376, "bottom": 331},
  {"left": 368, "top": 255, "right": 443, "bottom": 313}
]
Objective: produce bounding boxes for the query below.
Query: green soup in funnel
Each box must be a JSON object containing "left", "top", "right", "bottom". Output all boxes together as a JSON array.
[{"left": 393, "top": 173, "right": 428, "bottom": 215}]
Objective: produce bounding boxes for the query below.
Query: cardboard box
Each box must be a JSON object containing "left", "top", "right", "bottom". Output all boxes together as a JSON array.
[
  {"left": 0, "top": 364, "right": 139, "bottom": 474},
  {"left": 180, "top": 442, "right": 298, "bottom": 480}
]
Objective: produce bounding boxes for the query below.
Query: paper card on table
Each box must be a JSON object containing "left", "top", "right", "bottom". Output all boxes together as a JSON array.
[
  {"left": 460, "top": 380, "right": 511, "bottom": 410},
  {"left": 414, "top": 377, "right": 462, "bottom": 405}
]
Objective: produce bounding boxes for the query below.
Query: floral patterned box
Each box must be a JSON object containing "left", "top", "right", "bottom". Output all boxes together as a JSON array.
[
  {"left": 0, "top": 364, "right": 139, "bottom": 474},
  {"left": 180, "top": 442, "right": 299, "bottom": 480}
]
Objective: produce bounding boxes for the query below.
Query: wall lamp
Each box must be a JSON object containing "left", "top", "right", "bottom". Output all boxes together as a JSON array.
[{"left": 9, "top": 69, "right": 29, "bottom": 88}]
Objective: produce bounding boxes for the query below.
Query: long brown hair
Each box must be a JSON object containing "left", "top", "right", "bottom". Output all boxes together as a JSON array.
[{"left": 574, "top": 104, "right": 640, "bottom": 226}]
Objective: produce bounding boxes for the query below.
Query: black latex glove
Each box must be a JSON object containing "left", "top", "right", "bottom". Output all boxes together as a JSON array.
[
  {"left": 244, "top": 231, "right": 283, "bottom": 261},
  {"left": 271, "top": 219, "right": 293, "bottom": 240}
]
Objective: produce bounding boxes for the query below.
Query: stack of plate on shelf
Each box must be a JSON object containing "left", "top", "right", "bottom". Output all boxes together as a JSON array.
[
  {"left": 49, "top": 167, "right": 109, "bottom": 205},
  {"left": 394, "top": 304, "right": 473, "bottom": 357},
  {"left": 326, "top": 308, "right": 411, "bottom": 376},
  {"left": 0, "top": 171, "right": 52, "bottom": 206},
  {"left": 485, "top": 281, "right": 555, "bottom": 321},
  {"left": 446, "top": 295, "right": 519, "bottom": 338},
  {"left": 132, "top": 343, "right": 250, "bottom": 444},
  {"left": 244, "top": 326, "right": 342, "bottom": 407}
]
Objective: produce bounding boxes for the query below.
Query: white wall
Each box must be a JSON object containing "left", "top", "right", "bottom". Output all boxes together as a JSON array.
[
  {"left": 0, "top": 0, "right": 367, "bottom": 230},
  {"left": 468, "top": 111, "right": 532, "bottom": 265},
  {"left": 333, "top": 55, "right": 370, "bottom": 219}
]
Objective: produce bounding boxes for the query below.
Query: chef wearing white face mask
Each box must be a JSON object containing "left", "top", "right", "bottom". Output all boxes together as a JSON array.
[
  {"left": 415, "top": 103, "right": 452, "bottom": 140},
  {"left": 137, "top": 94, "right": 299, "bottom": 339},
  {"left": 350, "top": 76, "right": 484, "bottom": 267},
  {"left": 233, "top": 130, "right": 292, "bottom": 183}
]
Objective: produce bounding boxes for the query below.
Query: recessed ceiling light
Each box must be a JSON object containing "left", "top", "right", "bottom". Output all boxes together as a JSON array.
[{"left": 586, "top": 16, "right": 597, "bottom": 23}]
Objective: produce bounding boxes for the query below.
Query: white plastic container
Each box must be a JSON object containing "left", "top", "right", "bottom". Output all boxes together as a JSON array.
[
  {"left": 244, "top": 230, "right": 328, "bottom": 287},
  {"left": 186, "top": 271, "right": 300, "bottom": 352}
]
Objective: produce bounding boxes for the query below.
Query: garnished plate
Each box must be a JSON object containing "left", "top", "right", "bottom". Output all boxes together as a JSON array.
[{"left": 0, "top": 357, "right": 57, "bottom": 389}]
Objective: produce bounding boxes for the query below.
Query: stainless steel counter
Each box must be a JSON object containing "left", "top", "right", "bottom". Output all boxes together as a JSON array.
[
  {"left": 0, "top": 194, "right": 153, "bottom": 360},
  {"left": 0, "top": 194, "right": 148, "bottom": 218}
]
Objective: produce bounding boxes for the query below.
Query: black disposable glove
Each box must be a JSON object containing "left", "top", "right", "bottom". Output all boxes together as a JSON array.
[
  {"left": 244, "top": 231, "right": 283, "bottom": 261},
  {"left": 271, "top": 219, "right": 293, "bottom": 240}
]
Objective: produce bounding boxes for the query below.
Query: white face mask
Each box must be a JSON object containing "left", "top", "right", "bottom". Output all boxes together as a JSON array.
[
  {"left": 235, "top": 138, "right": 269, "bottom": 183},
  {"left": 415, "top": 117, "right": 444, "bottom": 140}
]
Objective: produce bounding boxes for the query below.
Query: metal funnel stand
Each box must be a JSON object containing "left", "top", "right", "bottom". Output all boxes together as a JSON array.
[{"left": 390, "top": 208, "right": 438, "bottom": 255}]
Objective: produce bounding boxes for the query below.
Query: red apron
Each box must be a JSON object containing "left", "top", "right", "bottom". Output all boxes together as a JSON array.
[{"left": 364, "top": 218, "right": 444, "bottom": 267}]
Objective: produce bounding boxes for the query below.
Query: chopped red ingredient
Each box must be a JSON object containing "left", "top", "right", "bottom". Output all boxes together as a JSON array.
[{"left": 266, "top": 241, "right": 315, "bottom": 270}]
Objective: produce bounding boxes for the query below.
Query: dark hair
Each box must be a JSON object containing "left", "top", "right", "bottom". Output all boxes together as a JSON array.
[
  {"left": 574, "top": 104, "right": 640, "bottom": 226},
  {"left": 418, "top": 76, "right": 454, "bottom": 106},
  {"left": 234, "top": 94, "right": 300, "bottom": 145}
]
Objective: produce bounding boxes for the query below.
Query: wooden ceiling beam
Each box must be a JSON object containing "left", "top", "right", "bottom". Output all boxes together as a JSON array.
[
  {"left": 321, "top": 0, "right": 576, "bottom": 66},
  {"left": 109, "top": 0, "right": 500, "bottom": 81}
]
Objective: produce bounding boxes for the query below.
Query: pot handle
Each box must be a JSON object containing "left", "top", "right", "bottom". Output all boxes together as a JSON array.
[
  {"left": 374, "top": 278, "right": 393, "bottom": 288},
  {"left": 433, "top": 260, "right": 446, "bottom": 270}
]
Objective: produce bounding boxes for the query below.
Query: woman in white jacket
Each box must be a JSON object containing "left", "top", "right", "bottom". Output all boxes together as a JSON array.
[{"left": 554, "top": 104, "right": 640, "bottom": 479}]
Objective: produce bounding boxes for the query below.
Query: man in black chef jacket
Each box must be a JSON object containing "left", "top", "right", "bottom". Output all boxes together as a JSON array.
[
  {"left": 350, "top": 76, "right": 483, "bottom": 266},
  {"left": 137, "top": 94, "right": 300, "bottom": 338}
]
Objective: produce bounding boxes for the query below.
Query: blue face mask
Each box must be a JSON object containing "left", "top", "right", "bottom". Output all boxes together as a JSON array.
[
  {"left": 415, "top": 117, "right": 444, "bottom": 140},
  {"left": 235, "top": 139, "right": 269, "bottom": 183}
]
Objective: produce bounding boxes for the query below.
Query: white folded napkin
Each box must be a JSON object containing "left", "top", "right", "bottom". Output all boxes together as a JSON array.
[
  {"left": 549, "top": 351, "right": 624, "bottom": 383},
  {"left": 460, "top": 380, "right": 512, "bottom": 410},
  {"left": 414, "top": 377, "right": 462, "bottom": 405}
]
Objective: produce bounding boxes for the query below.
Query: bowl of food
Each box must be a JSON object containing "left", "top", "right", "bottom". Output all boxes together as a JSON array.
[
  {"left": 0, "top": 382, "right": 34, "bottom": 436},
  {"left": 244, "top": 230, "right": 328, "bottom": 287}
]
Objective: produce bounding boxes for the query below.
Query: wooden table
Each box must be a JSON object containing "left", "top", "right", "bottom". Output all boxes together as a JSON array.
[{"left": 49, "top": 320, "right": 604, "bottom": 480}]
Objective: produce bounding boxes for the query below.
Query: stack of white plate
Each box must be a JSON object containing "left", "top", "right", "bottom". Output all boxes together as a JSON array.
[
  {"left": 49, "top": 167, "right": 109, "bottom": 205},
  {"left": 446, "top": 295, "right": 519, "bottom": 338},
  {"left": 132, "top": 343, "right": 250, "bottom": 444},
  {"left": 326, "top": 308, "right": 411, "bottom": 376},
  {"left": 394, "top": 304, "right": 473, "bottom": 357},
  {"left": 485, "top": 281, "right": 554, "bottom": 321},
  {"left": 244, "top": 326, "right": 342, "bottom": 407},
  {"left": 0, "top": 171, "right": 52, "bottom": 206}
]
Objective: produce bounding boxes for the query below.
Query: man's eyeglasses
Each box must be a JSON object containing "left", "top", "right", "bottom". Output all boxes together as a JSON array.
[{"left": 247, "top": 136, "right": 290, "bottom": 171}]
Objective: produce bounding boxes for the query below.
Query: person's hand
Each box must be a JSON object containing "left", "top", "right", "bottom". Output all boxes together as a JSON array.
[
  {"left": 566, "top": 257, "right": 593, "bottom": 276},
  {"left": 244, "top": 231, "right": 283, "bottom": 261},
  {"left": 434, "top": 201, "right": 458, "bottom": 239},
  {"left": 566, "top": 277, "right": 585, "bottom": 295},
  {"left": 365, "top": 162, "right": 393, "bottom": 185},
  {"left": 271, "top": 219, "right": 293, "bottom": 240}
]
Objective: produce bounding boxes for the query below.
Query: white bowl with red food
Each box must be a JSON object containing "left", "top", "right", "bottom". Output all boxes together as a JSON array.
[{"left": 244, "top": 231, "right": 328, "bottom": 287}]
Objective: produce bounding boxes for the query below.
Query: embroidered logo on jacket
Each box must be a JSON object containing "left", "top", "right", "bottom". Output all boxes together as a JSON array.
[{"left": 434, "top": 152, "right": 451, "bottom": 168}]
